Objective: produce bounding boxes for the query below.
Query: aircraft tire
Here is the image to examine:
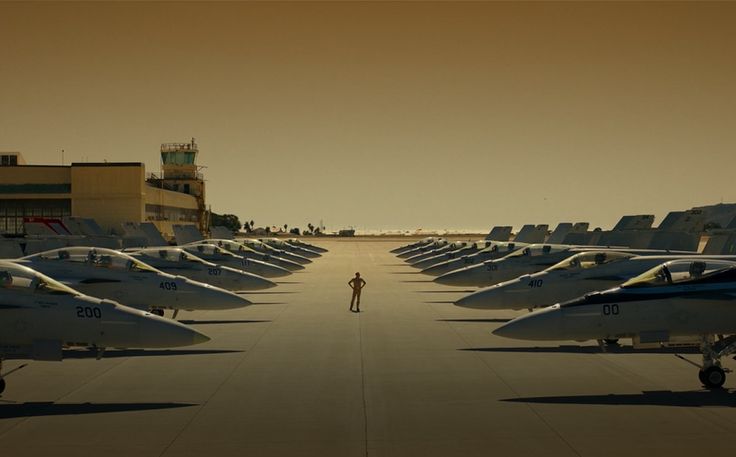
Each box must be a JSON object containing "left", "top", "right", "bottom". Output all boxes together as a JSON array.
[
  {"left": 0, "top": 378, "right": 5, "bottom": 394},
  {"left": 701, "top": 366, "right": 726, "bottom": 389},
  {"left": 603, "top": 339, "right": 619, "bottom": 346}
]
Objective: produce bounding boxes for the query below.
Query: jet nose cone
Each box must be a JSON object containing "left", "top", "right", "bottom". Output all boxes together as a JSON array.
[
  {"left": 199, "top": 284, "right": 253, "bottom": 309},
  {"left": 192, "top": 330, "right": 210, "bottom": 345},
  {"left": 434, "top": 268, "right": 468, "bottom": 286},
  {"left": 454, "top": 289, "right": 487, "bottom": 309},
  {"left": 245, "top": 274, "right": 277, "bottom": 290},
  {"left": 139, "top": 315, "right": 211, "bottom": 348},
  {"left": 492, "top": 306, "right": 562, "bottom": 341}
]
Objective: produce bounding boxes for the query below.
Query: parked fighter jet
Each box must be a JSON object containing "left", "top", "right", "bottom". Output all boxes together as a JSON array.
[
  {"left": 435, "top": 244, "right": 697, "bottom": 288},
  {"left": 434, "top": 244, "right": 582, "bottom": 287},
  {"left": 421, "top": 242, "right": 530, "bottom": 276},
  {"left": 259, "top": 238, "right": 321, "bottom": 258},
  {"left": 391, "top": 237, "right": 441, "bottom": 255},
  {"left": 191, "top": 239, "right": 304, "bottom": 272},
  {"left": 405, "top": 241, "right": 472, "bottom": 265},
  {"left": 17, "top": 247, "right": 250, "bottom": 318},
  {"left": 455, "top": 252, "right": 736, "bottom": 310},
  {"left": 493, "top": 259, "right": 736, "bottom": 388},
  {"left": 0, "top": 261, "right": 209, "bottom": 394},
  {"left": 239, "top": 239, "right": 312, "bottom": 265},
  {"left": 409, "top": 240, "right": 495, "bottom": 270},
  {"left": 397, "top": 239, "right": 449, "bottom": 259},
  {"left": 286, "top": 238, "right": 327, "bottom": 253},
  {"left": 128, "top": 247, "right": 277, "bottom": 291}
]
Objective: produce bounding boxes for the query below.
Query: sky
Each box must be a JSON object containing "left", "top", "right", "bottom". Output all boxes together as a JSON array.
[{"left": 1, "top": 1, "right": 735, "bottom": 232}]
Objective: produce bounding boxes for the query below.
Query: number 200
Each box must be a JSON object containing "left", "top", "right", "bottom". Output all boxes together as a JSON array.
[{"left": 76, "top": 306, "right": 101, "bottom": 318}]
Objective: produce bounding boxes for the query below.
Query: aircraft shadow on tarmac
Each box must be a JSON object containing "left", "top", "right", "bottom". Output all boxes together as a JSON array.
[
  {"left": 0, "top": 402, "right": 196, "bottom": 419},
  {"left": 461, "top": 346, "right": 701, "bottom": 354},
  {"left": 238, "top": 291, "right": 298, "bottom": 295},
  {"left": 437, "top": 318, "right": 512, "bottom": 323},
  {"left": 503, "top": 390, "right": 736, "bottom": 408},
  {"left": 414, "top": 289, "right": 476, "bottom": 293},
  {"left": 389, "top": 271, "right": 422, "bottom": 275},
  {"left": 178, "top": 319, "right": 271, "bottom": 325},
  {"left": 61, "top": 349, "right": 244, "bottom": 359}
]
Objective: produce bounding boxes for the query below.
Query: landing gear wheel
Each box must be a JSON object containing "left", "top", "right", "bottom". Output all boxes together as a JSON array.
[
  {"left": 701, "top": 366, "right": 726, "bottom": 389},
  {"left": 0, "top": 378, "right": 5, "bottom": 395},
  {"left": 603, "top": 339, "right": 620, "bottom": 346},
  {"left": 151, "top": 309, "right": 165, "bottom": 317}
]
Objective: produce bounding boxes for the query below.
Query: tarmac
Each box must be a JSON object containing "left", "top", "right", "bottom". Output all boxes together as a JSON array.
[{"left": 3, "top": 239, "right": 736, "bottom": 456}]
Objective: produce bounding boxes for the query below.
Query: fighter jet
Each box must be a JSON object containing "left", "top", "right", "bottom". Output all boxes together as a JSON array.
[
  {"left": 128, "top": 247, "right": 277, "bottom": 291},
  {"left": 259, "top": 238, "right": 321, "bottom": 259},
  {"left": 17, "top": 247, "right": 250, "bottom": 318},
  {"left": 286, "top": 238, "right": 328, "bottom": 253},
  {"left": 390, "top": 237, "right": 441, "bottom": 255},
  {"left": 397, "top": 239, "right": 450, "bottom": 259},
  {"left": 434, "top": 244, "right": 582, "bottom": 287},
  {"left": 405, "top": 241, "right": 472, "bottom": 265},
  {"left": 493, "top": 259, "right": 736, "bottom": 389},
  {"left": 409, "top": 240, "right": 495, "bottom": 270},
  {"left": 238, "top": 239, "right": 312, "bottom": 265},
  {"left": 455, "top": 252, "right": 736, "bottom": 310},
  {"left": 435, "top": 244, "right": 698, "bottom": 288},
  {"left": 0, "top": 261, "right": 209, "bottom": 394},
  {"left": 192, "top": 239, "right": 304, "bottom": 272},
  {"left": 420, "top": 242, "right": 530, "bottom": 276}
]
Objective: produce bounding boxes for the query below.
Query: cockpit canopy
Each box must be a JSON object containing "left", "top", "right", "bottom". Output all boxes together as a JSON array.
[
  {"left": 505, "top": 244, "right": 567, "bottom": 259},
  {"left": 0, "top": 261, "right": 79, "bottom": 295},
  {"left": 622, "top": 259, "right": 736, "bottom": 288},
  {"left": 216, "top": 240, "right": 246, "bottom": 252},
  {"left": 28, "top": 247, "right": 160, "bottom": 273},
  {"left": 137, "top": 248, "right": 211, "bottom": 265},
  {"left": 186, "top": 244, "right": 238, "bottom": 258},
  {"left": 548, "top": 251, "right": 634, "bottom": 272}
]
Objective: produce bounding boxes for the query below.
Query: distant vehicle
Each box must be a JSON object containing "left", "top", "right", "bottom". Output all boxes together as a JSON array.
[
  {"left": 493, "top": 259, "right": 736, "bottom": 388},
  {"left": 455, "top": 252, "right": 736, "bottom": 310},
  {"left": 17, "top": 247, "right": 250, "bottom": 319},
  {"left": 0, "top": 261, "right": 209, "bottom": 394},
  {"left": 128, "top": 247, "right": 277, "bottom": 291}
]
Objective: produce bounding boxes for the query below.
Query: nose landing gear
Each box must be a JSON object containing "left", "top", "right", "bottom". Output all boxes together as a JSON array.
[{"left": 676, "top": 335, "right": 736, "bottom": 389}]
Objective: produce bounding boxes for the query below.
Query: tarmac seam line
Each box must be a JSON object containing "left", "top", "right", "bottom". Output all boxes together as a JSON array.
[
  {"left": 432, "top": 304, "right": 584, "bottom": 457},
  {"left": 157, "top": 302, "right": 293, "bottom": 457},
  {"left": 358, "top": 310, "right": 369, "bottom": 457},
  {"left": 0, "top": 354, "right": 132, "bottom": 439}
]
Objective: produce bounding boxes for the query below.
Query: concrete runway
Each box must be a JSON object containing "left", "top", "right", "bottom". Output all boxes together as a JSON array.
[{"left": 3, "top": 239, "right": 736, "bottom": 456}]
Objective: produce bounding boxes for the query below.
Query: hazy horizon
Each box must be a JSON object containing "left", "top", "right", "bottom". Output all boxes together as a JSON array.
[{"left": 2, "top": 1, "right": 735, "bottom": 232}]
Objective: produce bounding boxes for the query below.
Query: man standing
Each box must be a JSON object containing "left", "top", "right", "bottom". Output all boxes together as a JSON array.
[{"left": 348, "top": 272, "right": 366, "bottom": 312}]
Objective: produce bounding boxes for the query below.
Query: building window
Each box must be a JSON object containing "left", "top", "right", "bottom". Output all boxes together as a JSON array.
[{"left": 0, "top": 199, "right": 71, "bottom": 234}]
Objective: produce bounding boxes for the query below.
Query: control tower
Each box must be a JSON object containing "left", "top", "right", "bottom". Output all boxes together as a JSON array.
[{"left": 150, "top": 138, "right": 208, "bottom": 233}]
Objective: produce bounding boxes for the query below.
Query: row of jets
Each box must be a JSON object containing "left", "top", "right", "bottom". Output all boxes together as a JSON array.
[
  {"left": 392, "top": 233, "right": 736, "bottom": 389},
  {"left": 0, "top": 237, "right": 327, "bottom": 395}
]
